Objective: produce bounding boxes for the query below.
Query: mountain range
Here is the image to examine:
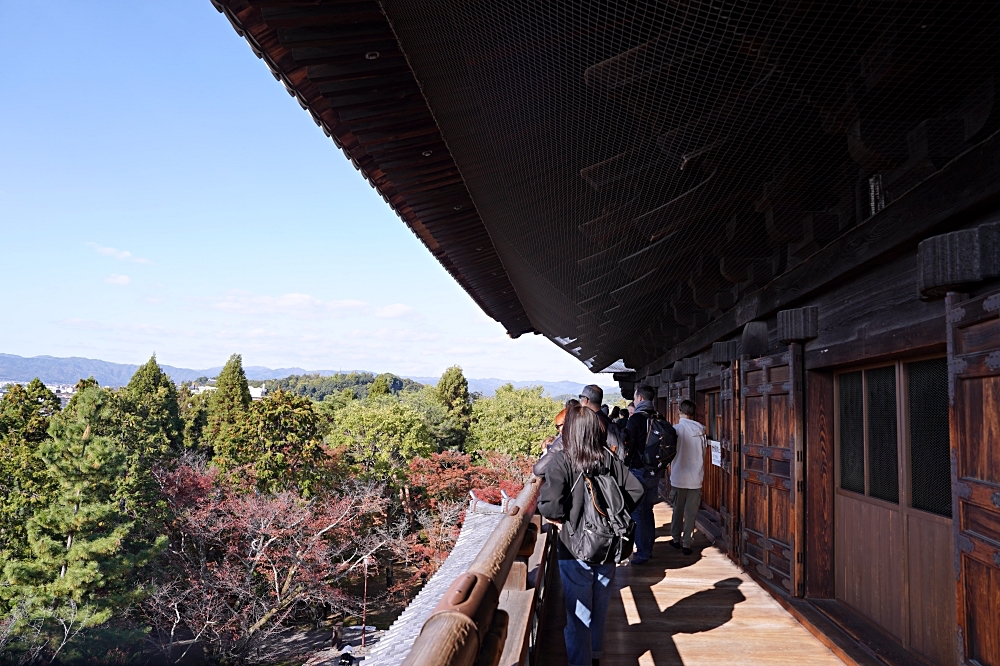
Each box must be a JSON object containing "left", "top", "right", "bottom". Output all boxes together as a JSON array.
[{"left": 0, "top": 353, "right": 616, "bottom": 398}]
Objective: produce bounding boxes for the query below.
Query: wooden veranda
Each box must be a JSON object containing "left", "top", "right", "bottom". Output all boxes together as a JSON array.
[{"left": 535, "top": 504, "right": 844, "bottom": 666}]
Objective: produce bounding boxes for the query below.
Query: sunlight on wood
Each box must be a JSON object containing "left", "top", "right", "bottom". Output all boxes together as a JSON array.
[
  {"left": 638, "top": 649, "right": 655, "bottom": 666},
  {"left": 619, "top": 586, "right": 641, "bottom": 625}
]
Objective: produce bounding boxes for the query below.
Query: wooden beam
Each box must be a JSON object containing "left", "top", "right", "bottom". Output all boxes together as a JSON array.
[{"left": 639, "top": 129, "right": 1000, "bottom": 377}]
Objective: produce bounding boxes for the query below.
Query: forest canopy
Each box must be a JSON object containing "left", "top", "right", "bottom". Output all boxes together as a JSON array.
[{"left": 0, "top": 357, "right": 572, "bottom": 663}]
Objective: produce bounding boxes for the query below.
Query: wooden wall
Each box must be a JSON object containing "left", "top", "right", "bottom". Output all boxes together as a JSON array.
[{"left": 835, "top": 492, "right": 905, "bottom": 639}]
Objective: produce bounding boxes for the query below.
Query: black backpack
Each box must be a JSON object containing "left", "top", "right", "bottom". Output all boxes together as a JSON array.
[
  {"left": 636, "top": 410, "right": 677, "bottom": 472},
  {"left": 562, "top": 451, "right": 636, "bottom": 565}
]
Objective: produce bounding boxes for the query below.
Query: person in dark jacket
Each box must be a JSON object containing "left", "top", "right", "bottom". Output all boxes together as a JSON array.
[
  {"left": 622, "top": 384, "right": 665, "bottom": 565},
  {"left": 532, "top": 400, "right": 577, "bottom": 478},
  {"left": 538, "top": 405, "right": 644, "bottom": 666}
]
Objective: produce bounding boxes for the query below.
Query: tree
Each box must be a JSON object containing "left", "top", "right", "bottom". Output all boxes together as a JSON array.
[
  {"left": 436, "top": 366, "right": 471, "bottom": 424},
  {"left": 206, "top": 354, "right": 251, "bottom": 450},
  {"left": 334, "top": 396, "right": 433, "bottom": 481},
  {"left": 367, "top": 374, "right": 392, "bottom": 398},
  {"left": 215, "top": 390, "right": 333, "bottom": 496},
  {"left": 120, "top": 354, "right": 182, "bottom": 452},
  {"left": 2, "top": 387, "right": 164, "bottom": 660},
  {"left": 401, "top": 386, "right": 465, "bottom": 452},
  {"left": 0, "top": 380, "right": 61, "bottom": 560},
  {"left": 143, "top": 460, "right": 391, "bottom": 664},
  {"left": 177, "top": 383, "right": 210, "bottom": 451},
  {"left": 466, "top": 384, "right": 561, "bottom": 457}
]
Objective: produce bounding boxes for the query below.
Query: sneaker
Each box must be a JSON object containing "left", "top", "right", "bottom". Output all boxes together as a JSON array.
[
  {"left": 627, "top": 556, "right": 650, "bottom": 566},
  {"left": 682, "top": 547, "right": 693, "bottom": 555},
  {"left": 669, "top": 539, "right": 681, "bottom": 549}
]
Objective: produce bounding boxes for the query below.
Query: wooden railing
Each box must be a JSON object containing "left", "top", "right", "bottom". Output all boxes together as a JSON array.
[{"left": 402, "top": 476, "right": 554, "bottom": 666}]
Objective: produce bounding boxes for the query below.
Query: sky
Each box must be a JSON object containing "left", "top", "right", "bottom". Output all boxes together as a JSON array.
[{"left": 0, "top": 1, "right": 612, "bottom": 386}]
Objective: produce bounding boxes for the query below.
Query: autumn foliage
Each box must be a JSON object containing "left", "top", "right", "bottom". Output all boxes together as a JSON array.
[{"left": 144, "top": 458, "right": 393, "bottom": 663}]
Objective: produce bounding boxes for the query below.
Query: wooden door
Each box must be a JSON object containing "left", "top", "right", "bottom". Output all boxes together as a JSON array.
[
  {"left": 718, "top": 362, "right": 740, "bottom": 559},
  {"left": 741, "top": 349, "right": 804, "bottom": 596},
  {"left": 947, "top": 290, "right": 1000, "bottom": 666},
  {"left": 666, "top": 380, "right": 689, "bottom": 422}
]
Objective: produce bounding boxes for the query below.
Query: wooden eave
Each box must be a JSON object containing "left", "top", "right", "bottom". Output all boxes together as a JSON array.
[{"left": 211, "top": 0, "right": 535, "bottom": 337}]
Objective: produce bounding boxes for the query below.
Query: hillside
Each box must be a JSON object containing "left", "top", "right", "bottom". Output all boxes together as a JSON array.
[{"left": 0, "top": 353, "right": 616, "bottom": 397}]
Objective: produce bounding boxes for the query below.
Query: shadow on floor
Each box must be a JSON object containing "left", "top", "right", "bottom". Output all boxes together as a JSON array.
[{"left": 535, "top": 527, "right": 746, "bottom": 665}]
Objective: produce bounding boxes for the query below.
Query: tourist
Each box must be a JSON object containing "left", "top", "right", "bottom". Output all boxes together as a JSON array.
[
  {"left": 670, "top": 399, "right": 707, "bottom": 555},
  {"left": 532, "top": 400, "right": 576, "bottom": 478},
  {"left": 538, "top": 405, "right": 643, "bottom": 666},
  {"left": 579, "top": 384, "right": 626, "bottom": 459},
  {"left": 623, "top": 385, "right": 665, "bottom": 565}
]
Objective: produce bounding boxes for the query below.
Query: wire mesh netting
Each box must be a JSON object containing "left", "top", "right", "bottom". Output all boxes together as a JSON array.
[
  {"left": 380, "top": 1, "right": 1000, "bottom": 371},
  {"left": 866, "top": 365, "right": 899, "bottom": 504},
  {"left": 838, "top": 371, "right": 864, "bottom": 495},
  {"left": 907, "top": 357, "right": 951, "bottom": 517}
]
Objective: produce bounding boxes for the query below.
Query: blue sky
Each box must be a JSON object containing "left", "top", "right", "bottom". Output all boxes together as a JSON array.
[{"left": 0, "top": 1, "right": 611, "bottom": 386}]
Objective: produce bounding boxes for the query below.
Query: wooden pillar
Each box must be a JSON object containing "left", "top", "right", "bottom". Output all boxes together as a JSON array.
[
  {"left": 804, "top": 370, "right": 835, "bottom": 599},
  {"left": 778, "top": 307, "right": 818, "bottom": 598}
]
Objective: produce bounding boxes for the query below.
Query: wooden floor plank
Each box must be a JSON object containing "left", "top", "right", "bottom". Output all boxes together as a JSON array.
[{"left": 535, "top": 504, "right": 845, "bottom": 665}]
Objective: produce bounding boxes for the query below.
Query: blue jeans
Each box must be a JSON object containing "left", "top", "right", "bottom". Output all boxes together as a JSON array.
[
  {"left": 558, "top": 558, "right": 616, "bottom": 666},
  {"left": 630, "top": 468, "right": 659, "bottom": 561}
]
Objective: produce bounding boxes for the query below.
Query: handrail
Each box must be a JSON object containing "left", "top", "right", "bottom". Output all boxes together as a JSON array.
[{"left": 402, "top": 476, "right": 544, "bottom": 666}]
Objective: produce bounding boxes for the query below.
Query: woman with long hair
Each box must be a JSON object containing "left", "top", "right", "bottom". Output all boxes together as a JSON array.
[{"left": 538, "top": 405, "right": 644, "bottom": 666}]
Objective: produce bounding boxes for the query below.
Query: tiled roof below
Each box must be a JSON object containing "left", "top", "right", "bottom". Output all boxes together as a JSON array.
[{"left": 365, "top": 510, "right": 504, "bottom": 665}]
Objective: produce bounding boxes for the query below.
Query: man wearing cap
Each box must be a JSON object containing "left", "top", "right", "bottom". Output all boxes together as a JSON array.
[{"left": 579, "top": 384, "right": 627, "bottom": 460}]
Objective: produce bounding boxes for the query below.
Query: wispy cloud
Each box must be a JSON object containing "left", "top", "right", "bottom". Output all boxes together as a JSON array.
[
  {"left": 213, "top": 291, "right": 368, "bottom": 318},
  {"left": 104, "top": 274, "right": 131, "bottom": 285},
  {"left": 87, "top": 242, "right": 152, "bottom": 264},
  {"left": 375, "top": 303, "right": 416, "bottom": 319}
]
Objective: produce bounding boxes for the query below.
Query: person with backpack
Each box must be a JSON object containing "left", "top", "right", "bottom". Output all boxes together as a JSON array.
[
  {"left": 538, "top": 404, "right": 644, "bottom": 666},
  {"left": 623, "top": 385, "right": 677, "bottom": 565},
  {"left": 669, "top": 399, "right": 707, "bottom": 555}
]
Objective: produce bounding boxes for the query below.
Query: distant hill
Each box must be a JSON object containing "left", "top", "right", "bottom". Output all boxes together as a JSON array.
[{"left": 0, "top": 353, "right": 616, "bottom": 397}]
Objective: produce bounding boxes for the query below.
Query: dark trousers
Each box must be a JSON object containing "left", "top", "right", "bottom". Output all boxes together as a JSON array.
[
  {"left": 558, "top": 558, "right": 616, "bottom": 666},
  {"left": 629, "top": 468, "right": 659, "bottom": 561}
]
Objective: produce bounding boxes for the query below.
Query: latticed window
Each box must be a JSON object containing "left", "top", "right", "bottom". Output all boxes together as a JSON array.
[{"left": 837, "top": 358, "right": 951, "bottom": 517}]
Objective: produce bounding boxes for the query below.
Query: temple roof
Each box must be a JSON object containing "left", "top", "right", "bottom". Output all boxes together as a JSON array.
[{"left": 214, "top": 0, "right": 1000, "bottom": 372}]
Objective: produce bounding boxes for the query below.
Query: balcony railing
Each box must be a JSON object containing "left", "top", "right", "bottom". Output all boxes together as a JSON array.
[{"left": 401, "top": 476, "right": 553, "bottom": 666}]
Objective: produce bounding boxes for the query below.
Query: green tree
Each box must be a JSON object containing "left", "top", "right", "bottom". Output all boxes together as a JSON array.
[
  {"left": 466, "top": 384, "right": 561, "bottom": 457},
  {"left": 215, "top": 390, "right": 330, "bottom": 496},
  {"left": 334, "top": 396, "right": 432, "bottom": 480},
  {"left": 436, "top": 366, "right": 471, "bottom": 423},
  {"left": 0, "top": 380, "right": 61, "bottom": 560},
  {"left": 402, "top": 385, "right": 465, "bottom": 452},
  {"left": 367, "top": 374, "right": 393, "bottom": 398},
  {"left": 435, "top": 366, "right": 471, "bottom": 449},
  {"left": 177, "top": 383, "right": 210, "bottom": 451},
  {"left": 2, "top": 387, "right": 164, "bottom": 659},
  {"left": 120, "top": 355, "right": 182, "bottom": 452},
  {"left": 206, "top": 354, "right": 251, "bottom": 449}
]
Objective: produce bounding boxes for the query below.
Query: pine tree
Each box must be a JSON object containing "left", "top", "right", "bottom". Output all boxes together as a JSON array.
[
  {"left": 2, "top": 387, "right": 164, "bottom": 659},
  {"left": 0, "top": 380, "right": 61, "bottom": 560},
  {"left": 206, "top": 354, "right": 251, "bottom": 450}
]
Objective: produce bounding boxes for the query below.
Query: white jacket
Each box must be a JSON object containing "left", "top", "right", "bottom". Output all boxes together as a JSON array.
[{"left": 670, "top": 416, "right": 707, "bottom": 489}]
